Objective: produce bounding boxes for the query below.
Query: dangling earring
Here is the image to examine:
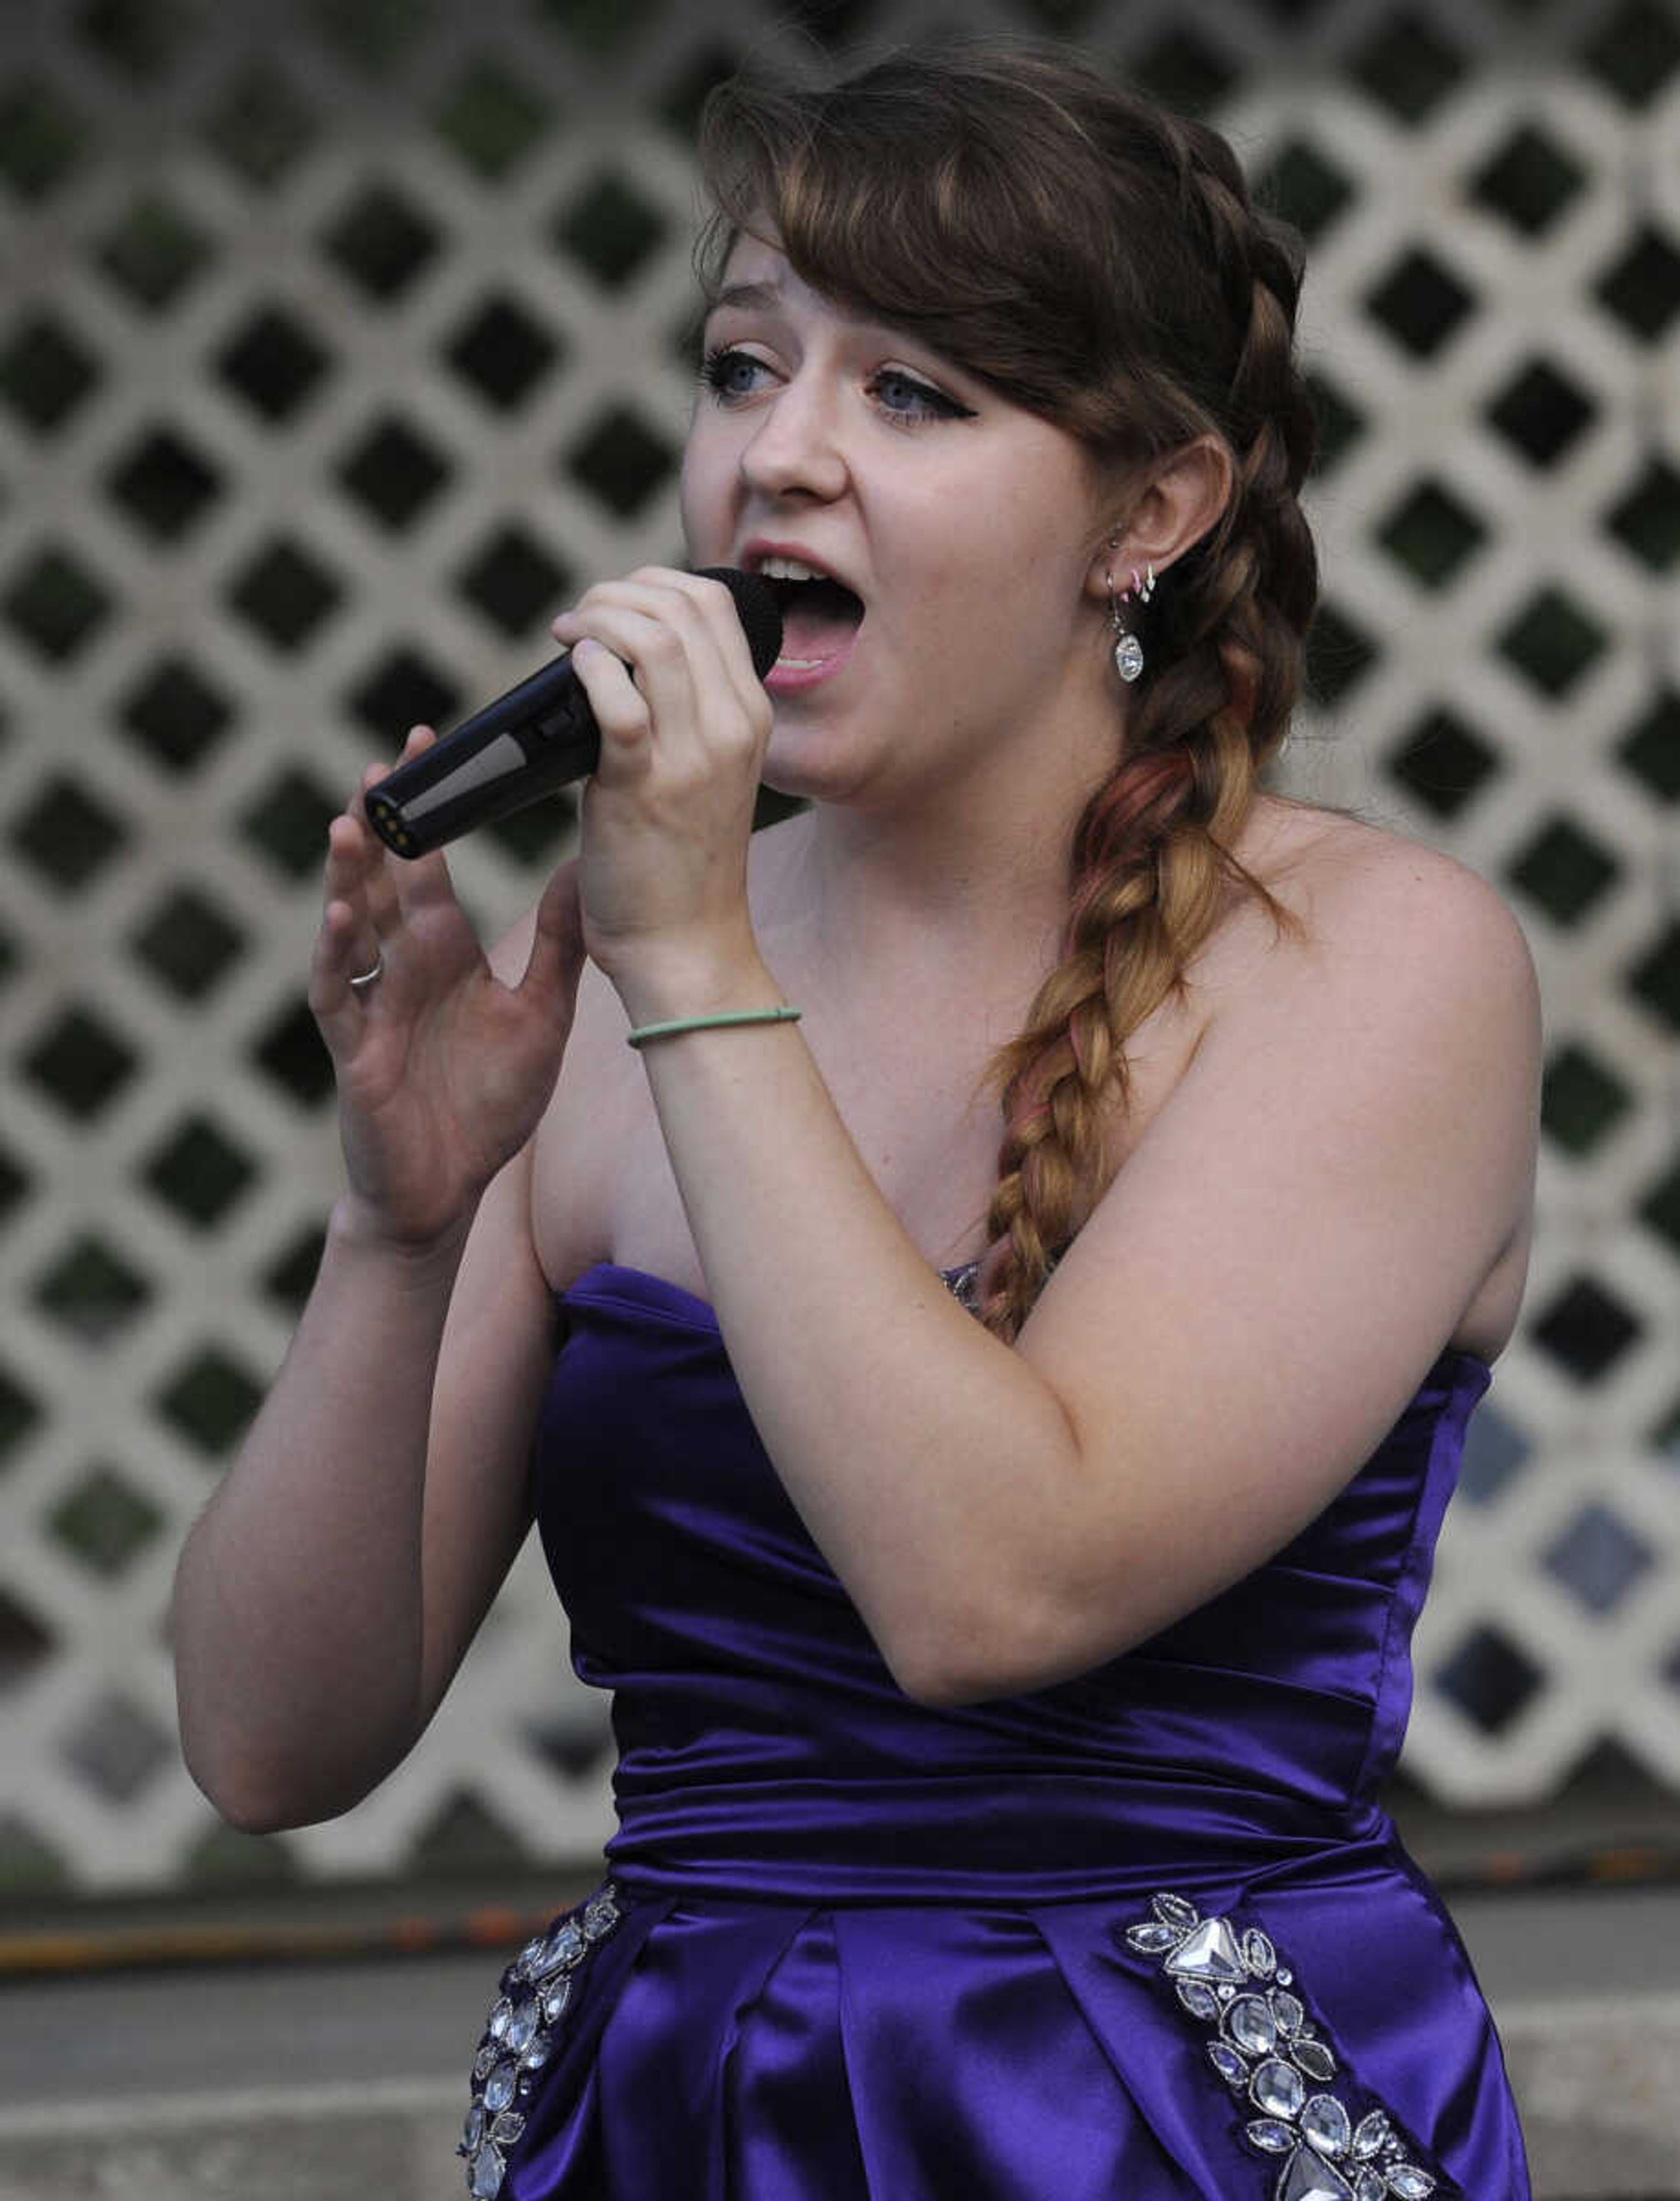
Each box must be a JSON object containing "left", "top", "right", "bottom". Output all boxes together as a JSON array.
[{"left": 1106, "top": 560, "right": 1155, "bottom": 684}]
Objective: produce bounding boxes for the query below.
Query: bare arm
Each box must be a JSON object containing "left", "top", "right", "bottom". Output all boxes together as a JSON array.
[
  {"left": 625, "top": 847, "right": 1540, "bottom": 1705},
  {"left": 173, "top": 741, "right": 587, "bottom": 1829},
  {"left": 172, "top": 1161, "right": 554, "bottom": 1830},
  {"left": 540, "top": 572, "right": 1539, "bottom": 1709}
]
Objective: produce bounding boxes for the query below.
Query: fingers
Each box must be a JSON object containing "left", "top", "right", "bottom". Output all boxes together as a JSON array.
[
  {"left": 312, "top": 727, "right": 452, "bottom": 1036},
  {"left": 521, "top": 858, "right": 588, "bottom": 1009},
  {"left": 355, "top": 770, "right": 404, "bottom": 931},
  {"left": 354, "top": 726, "right": 460, "bottom": 911},
  {"left": 345, "top": 727, "right": 466, "bottom": 920},
  {"left": 551, "top": 570, "right": 770, "bottom": 760},
  {"left": 308, "top": 872, "right": 379, "bottom": 1047},
  {"left": 564, "top": 636, "right": 660, "bottom": 791},
  {"left": 322, "top": 805, "right": 382, "bottom": 948}
]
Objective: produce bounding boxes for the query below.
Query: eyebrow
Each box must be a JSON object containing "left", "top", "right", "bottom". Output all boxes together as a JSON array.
[
  {"left": 701, "top": 279, "right": 960, "bottom": 379},
  {"left": 703, "top": 280, "right": 896, "bottom": 342},
  {"left": 706, "top": 281, "right": 784, "bottom": 315}
]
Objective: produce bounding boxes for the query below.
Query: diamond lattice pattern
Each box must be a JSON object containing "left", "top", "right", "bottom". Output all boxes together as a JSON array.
[{"left": 0, "top": 0, "right": 1677, "bottom": 1890}]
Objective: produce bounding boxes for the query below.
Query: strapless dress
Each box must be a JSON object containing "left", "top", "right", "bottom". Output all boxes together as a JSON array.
[{"left": 454, "top": 1261, "right": 1530, "bottom": 2200}]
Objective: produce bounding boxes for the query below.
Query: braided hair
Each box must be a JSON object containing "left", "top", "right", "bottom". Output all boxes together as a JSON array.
[{"left": 697, "top": 41, "right": 1321, "bottom": 1341}]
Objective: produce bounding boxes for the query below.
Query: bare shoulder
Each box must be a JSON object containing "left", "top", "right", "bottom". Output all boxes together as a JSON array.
[
  {"left": 1005, "top": 805, "right": 1543, "bottom": 1661},
  {"left": 1204, "top": 798, "right": 1540, "bottom": 1036},
  {"left": 1200, "top": 801, "right": 1543, "bottom": 1251}
]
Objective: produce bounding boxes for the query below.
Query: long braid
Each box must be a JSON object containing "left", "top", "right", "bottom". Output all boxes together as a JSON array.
[{"left": 976, "top": 122, "right": 1320, "bottom": 1342}]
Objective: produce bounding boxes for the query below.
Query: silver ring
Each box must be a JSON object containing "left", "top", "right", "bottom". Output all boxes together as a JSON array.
[{"left": 348, "top": 950, "right": 385, "bottom": 991}]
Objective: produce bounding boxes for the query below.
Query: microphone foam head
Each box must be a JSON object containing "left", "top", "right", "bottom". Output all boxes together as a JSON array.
[{"left": 697, "top": 567, "right": 784, "bottom": 682}]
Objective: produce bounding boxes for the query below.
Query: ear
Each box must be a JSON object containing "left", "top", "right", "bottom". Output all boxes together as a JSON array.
[{"left": 1085, "top": 434, "right": 1234, "bottom": 602}]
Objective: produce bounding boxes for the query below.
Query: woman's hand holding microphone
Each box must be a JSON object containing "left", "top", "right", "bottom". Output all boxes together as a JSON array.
[
  {"left": 308, "top": 566, "right": 777, "bottom": 1249},
  {"left": 550, "top": 566, "right": 779, "bottom": 1025}
]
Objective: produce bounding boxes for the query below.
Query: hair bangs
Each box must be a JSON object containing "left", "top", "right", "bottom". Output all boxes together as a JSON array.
[{"left": 696, "top": 62, "right": 1134, "bottom": 439}]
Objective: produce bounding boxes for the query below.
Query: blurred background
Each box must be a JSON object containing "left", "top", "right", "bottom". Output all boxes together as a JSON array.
[{"left": 0, "top": 0, "right": 1675, "bottom": 2192}]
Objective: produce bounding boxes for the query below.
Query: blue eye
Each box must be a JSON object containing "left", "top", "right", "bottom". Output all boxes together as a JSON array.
[
  {"left": 699, "top": 344, "right": 974, "bottom": 426},
  {"left": 700, "top": 346, "right": 769, "bottom": 401},
  {"left": 870, "top": 368, "right": 973, "bottom": 423}
]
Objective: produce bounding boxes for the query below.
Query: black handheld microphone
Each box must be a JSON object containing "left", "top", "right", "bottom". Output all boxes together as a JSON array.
[{"left": 362, "top": 568, "right": 784, "bottom": 859}]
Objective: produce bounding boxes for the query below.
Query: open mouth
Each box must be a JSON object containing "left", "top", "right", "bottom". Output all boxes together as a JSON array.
[{"left": 761, "top": 574, "right": 865, "bottom": 669}]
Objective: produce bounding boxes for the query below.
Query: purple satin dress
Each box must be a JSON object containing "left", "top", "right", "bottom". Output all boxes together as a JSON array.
[{"left": 458, "top": 1261, "right": 1531, "bottom": 2201}]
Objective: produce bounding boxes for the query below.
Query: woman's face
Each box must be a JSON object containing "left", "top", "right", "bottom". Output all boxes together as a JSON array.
[{"left": 679, "top": 233, "right": 1116, "bottom": 809}]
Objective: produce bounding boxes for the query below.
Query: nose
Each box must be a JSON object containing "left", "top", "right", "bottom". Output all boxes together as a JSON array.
[{"left": 738, "top": 369, "right": 848, "bottom": 504}]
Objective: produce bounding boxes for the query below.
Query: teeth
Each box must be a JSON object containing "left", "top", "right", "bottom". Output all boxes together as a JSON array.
[{"left": 755, "top": 555, "right": 827, "bottom": 583}]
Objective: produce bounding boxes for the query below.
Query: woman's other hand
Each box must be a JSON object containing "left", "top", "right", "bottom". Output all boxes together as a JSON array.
[{"left": 308, "top": 727, "right": 588, "bottom": 1251}]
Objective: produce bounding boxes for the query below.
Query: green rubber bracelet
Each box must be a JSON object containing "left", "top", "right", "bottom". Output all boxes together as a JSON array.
[{"left": 625, "top": 1004, "right": 803, "bottom": 1050}]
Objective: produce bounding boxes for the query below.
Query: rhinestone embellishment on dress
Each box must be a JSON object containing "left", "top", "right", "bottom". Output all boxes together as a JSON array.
[
  {"left": 458, "top": 1881, "right": 624, "bottom": 2198},
  {"left": 1120, "top": 1893, "right": 1446, "bottom": 2201}
]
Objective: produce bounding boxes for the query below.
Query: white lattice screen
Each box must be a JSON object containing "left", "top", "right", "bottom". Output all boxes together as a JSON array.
[{"left": 0, "top": 0, "right": 1675, "bottom": 1894}]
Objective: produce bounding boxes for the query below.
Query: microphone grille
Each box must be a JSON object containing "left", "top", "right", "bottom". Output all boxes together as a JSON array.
[{"left": 697, "top": 567, "right": 784, "bottom": 682}]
